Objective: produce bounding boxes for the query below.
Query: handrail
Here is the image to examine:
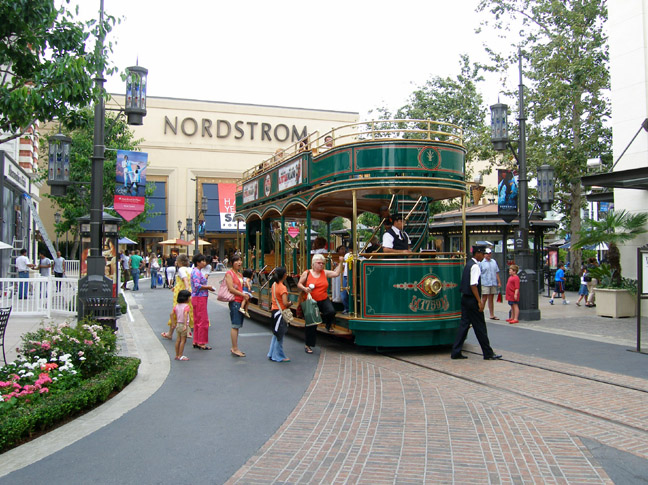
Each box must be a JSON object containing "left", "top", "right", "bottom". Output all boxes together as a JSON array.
[{"left": 238, "top": 119, "right": 464, "bottom": 187}]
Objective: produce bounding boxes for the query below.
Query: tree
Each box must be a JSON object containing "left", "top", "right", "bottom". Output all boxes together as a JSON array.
[
  {"left": 0, "top": 0, "right": 116, "bottom": 144},
  {"left": 477, "top": 0, "right": 611, "bottom": 273},
  {"left": 374, "top": 55, "right": 497, "bottom": 180},
  {"left": 573, "top": 210, "right": 648, "bottom": 285},
  {"left": 43, "top": 107, "right": 154, "bottom": 258}
]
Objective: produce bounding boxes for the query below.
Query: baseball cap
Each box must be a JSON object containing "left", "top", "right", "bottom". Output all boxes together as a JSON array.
[
  {"left": 472, "top": 246, "right": 486, "bottom": 254},
  {"left": 485, "top": 248, "right": 492, "bottom": 254}
]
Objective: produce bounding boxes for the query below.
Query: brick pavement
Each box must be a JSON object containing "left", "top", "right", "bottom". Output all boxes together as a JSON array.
[{"left": 228, "top": 343, "right": 647, "bottom": 484}]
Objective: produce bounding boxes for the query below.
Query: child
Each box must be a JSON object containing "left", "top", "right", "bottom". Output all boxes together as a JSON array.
[
  {"left": 576, "top": 267, "right": 589, "bottom": 306},
  {"left": 505, "top": 265, "right": 520, "bottom": 324},
  {"left": 239, "top": 269, "right": 253, "bottom": 318},
  {"left": 549, "top": 262, "right": 569, "bottom": 305},
  {"left": 172, "top": 290, "right": 192, "bottom": 361}
]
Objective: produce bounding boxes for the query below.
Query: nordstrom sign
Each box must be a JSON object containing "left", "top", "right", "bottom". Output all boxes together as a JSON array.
[{"left": 164, "top": 116, "right": 307, "bottom": 143}]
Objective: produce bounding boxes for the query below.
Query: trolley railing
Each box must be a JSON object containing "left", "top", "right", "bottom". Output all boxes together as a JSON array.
[
  {"left": 239, "top": 119, "right": 465, "bottom": 185},
  {"left": 0, "top": 276, "right": 78, "bottom": 317}
]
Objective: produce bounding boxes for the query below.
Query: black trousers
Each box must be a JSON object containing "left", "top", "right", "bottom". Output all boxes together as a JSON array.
[
  {"left": 304, "top": 297, "right": 336, "bottom": 347},
  {"left": 451, "top": 294, "right": 495, "bottom": 358}
]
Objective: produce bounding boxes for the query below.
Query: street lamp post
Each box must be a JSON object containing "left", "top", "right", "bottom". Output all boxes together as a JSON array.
[
  {"left": 490, "top": 48, "right": 541, "bottom": 321},
  {"left": 177, "top": 218, "right": 193, "bottom": 240},
  {"left": 191, "top": 178, "right": 208, "bottom": 255}
]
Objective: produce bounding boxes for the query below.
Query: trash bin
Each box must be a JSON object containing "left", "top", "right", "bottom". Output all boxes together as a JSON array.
[{"left": 80, "top": 297, "right": 118, "bottom": 330}]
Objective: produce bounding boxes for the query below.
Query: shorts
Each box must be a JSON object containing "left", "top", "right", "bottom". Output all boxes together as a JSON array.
[
  {"left": 554, "top": 282, "right": 564, "bottom": 294},
  {"left": 482, "top": 286, "right": 498, "bottom": 295},
  {"left": 508, "top": 301, "right": 519, "bottom": 306},
  {"left": 229, "top": 301, "right": 244, "bottom": 328},
  {"left": 243, "top": 290, "right": 253, "bottom": 298},
  {"left": 176, "top": 324, "right": 188, "bottom": 337}
]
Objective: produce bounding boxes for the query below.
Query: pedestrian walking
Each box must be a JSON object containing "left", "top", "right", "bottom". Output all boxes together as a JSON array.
[
  {"left": 576, "top": 267, "right": 590, "bottom": 306},
  {"left": 225, "top": 255, "right": 249, "bottom": 357},
  {"left": 586, "top": 257, "right": 598, "bottom": 307},
  {"left": 479, "top": 248, "right": 501, "bottom": 320},
  {"left": 53, "top": 250, "right": 66, "bottom": 291},
  {"left": 120, "top": 250, "right": 130, "bottom": 290},
  {"left": 150, "top": 253, "right": 160, "bottom": 288},
  {"left": 505, "top": 264, "right": 520, "bottom": 324},
  {"left": 129, "top": 250, "right": 143, "bottom": 291},
  {"left": 16, "top": 248, "right": 35, "bottom": 299},
  {"left": 191, "top": 253, "right": 215, "bottom": 351},
  {"left": 550, "top": 262, "right": 568, "bottom": 305},
  {"left": 172, "top": 290, "right": 192, "bottom": 361},
  {"left": 268, "top": 267, "right": 292, "bottom": 363},
  {"left": 451, "top": 246, "right": 502, "bottom": 360}
]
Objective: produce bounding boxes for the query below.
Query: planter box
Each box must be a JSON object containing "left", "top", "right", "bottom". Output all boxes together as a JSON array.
[{"left": 595, "top": 288, "right": 636, "bottom": 318}]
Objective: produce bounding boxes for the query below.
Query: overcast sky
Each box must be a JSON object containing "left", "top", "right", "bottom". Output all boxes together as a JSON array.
[{"left": 72, "top": 0, "right": 511, "bottom": 118}]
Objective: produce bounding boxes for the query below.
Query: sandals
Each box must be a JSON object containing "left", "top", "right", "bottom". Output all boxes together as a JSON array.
[
  {"left": 231, "top": 349, "right": 245, "bottom": 357},
  {"left": 305, "top": 346, "right": 314, "bottom": 354},
  {"left": 175, "top": 355, "right": 189, "bottom": 361},
  {"left": 490, "top": 316, "right": 500, "bottom": 320},
  {"left": 161, "top": 332, "right": 172, "bottom": 340},
  {"left": 193, "top": 344, "right": 212, "bottom": 350}
]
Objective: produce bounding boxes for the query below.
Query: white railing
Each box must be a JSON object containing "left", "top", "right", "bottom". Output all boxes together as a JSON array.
[
  {"left": 0, "top": 277, "right": 78, "bottom": 317},
  {"left": 65, "top": 260, "right": 80, "bottom": 278}
]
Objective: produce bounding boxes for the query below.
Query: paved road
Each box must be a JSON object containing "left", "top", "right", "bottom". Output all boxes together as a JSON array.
[{"left": 1, "top": 285, "right": 647, "bottom": 484}]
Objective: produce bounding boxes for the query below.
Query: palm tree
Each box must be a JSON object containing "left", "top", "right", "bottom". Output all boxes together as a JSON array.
[{"left": 573, "top": 210, "right": 648, "bottom": 285}]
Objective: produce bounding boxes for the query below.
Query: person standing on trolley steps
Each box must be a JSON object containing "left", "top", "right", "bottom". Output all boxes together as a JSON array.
[
  {"left": 382, "top": 213, "right": 411, "bottom": 253},
  {"left": 451, "top": 246, "right": 502, "bottom": 360}
]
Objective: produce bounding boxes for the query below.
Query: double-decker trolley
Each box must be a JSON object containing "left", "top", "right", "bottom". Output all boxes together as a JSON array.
[{"left": 234, "top": 120, "right": 467, "bottom": 348}]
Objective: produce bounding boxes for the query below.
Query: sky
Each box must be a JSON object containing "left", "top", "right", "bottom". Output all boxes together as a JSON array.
[{"left": 71, "top": 0, "right": 510, "bottom": 119}]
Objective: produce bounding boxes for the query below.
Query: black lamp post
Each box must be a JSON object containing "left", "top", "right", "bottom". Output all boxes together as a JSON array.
[
  {"left": 490, "top": 47, "right": 541, "bottom": 321},
  {"left": 192, "top": 176, "right": 208, "bottom": 254},
  {"left": 177, "top": 218, "right": 193, "bottom": 240}
]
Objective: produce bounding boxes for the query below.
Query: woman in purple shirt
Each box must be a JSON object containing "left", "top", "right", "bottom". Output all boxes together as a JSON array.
[{"left": 191, "top": 254, "right": 215, "bottom": 350}]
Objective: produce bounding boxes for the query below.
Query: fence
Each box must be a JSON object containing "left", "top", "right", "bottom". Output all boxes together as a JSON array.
[
  {"left": 0, "top": 276, "right": 78, "bottom": 317},
  {"left": 65, "top": 260, "right": 80, "bottom": 278}
]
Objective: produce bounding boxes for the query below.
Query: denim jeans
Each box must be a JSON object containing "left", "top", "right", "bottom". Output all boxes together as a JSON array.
[
  {"left": 131, "top": 268, "right": 140, "bottom": 290},
  {"left": 18, "top": 271, "right": 29, "bottom": 299},
  {"left": 150, "top": 268, "right": 158, "bottom": 288},
  {"left": 341, "top": 275, "right": 349, "bottom": 313}
]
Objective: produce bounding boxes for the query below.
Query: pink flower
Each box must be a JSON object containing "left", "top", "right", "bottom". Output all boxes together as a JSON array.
[
  {"left": 78, "top": 351, "right": 84, "bottom": 357},
  {"left": 84, "top": 340, "right": 94, "bottom": 346},
  {"left": 39, "top": 388, "right": 49, "bottom": 394}
]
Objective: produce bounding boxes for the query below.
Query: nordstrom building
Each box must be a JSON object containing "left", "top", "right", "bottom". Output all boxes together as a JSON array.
[{"left": 107, "top": 95, "right": 358, "bottom": 259}]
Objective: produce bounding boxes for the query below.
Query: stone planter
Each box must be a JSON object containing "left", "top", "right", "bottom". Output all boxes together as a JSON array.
[{"left": 594, "top": 288, "right": 636, "bottom": 318}]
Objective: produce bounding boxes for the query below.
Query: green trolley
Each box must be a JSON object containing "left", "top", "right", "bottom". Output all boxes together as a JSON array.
[{"left": 234, "top": 119, "right": 468, "bottom": 348}]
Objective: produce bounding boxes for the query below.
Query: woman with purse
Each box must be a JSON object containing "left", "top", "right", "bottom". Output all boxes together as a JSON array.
[
  {"left": 191, "top": 253, "right": 215, "bottom": 350},
  {"left": 297, "top": 253, "right": 344, "bottom": 354},
  {"left": 225, "top": 254, "right": 249, "bottom": 357},
  {"left": 268, "top": 267, "right": 292, "bottom": 362}
]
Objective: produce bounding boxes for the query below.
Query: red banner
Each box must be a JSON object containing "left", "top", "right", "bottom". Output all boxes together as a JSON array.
[
  {"left": 219, "top": 183, "right": 238, "bottom": 230},
  {"left": 114, "top": 195, "right": 145, "bottom": 221}
]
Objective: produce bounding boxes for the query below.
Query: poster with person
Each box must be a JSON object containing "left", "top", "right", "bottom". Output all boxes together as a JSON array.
[
  {"left": 116, "top": 150, "right": 148, "bottom": 197},
  {"left": 497, "top": 169, "right": 519, "bottom": 223}
]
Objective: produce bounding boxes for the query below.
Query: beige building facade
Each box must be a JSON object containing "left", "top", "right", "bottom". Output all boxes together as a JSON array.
[{"left": 107, "top": 96, "right": 358, "bottom": 258}]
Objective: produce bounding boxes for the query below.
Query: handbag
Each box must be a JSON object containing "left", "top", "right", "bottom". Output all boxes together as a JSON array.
[
  {"left": 300, "top": 293, "right": 322, "bottom": 327},
  {"left": 217, "top": 275, "right": 235, "bottom": 302},
  {"left": 273, "top": 284, "right": 294, "bottom": 325},
  {"left": 496, "top": 292, "right": 502, "bottom": 303}
]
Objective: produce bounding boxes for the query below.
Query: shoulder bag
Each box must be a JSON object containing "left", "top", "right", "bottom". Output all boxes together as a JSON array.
[
  {"left": 273, "top": 284, "right": 294, "bottom": 325},
  {"left": 217, "top": 272, "right": 235, "bottom": 302},
  {"left": 300, "top": 293, "right": 322, "bottom": 326}
]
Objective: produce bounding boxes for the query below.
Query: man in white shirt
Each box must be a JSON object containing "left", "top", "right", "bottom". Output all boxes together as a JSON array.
[
  {"left": 382, "top": 214, "right": 411, "bottom": 253},
  {"left": 53, "top": 251, "right": 66, "bottom": 291},
  {"left": 16, "top": 249, "right": 35, "bottom": 299},
  {"left": 38, "top": 252, "right": 52, "bottom": 277}
]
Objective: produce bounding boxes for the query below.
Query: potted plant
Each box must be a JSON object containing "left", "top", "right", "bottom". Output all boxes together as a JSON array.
[{"left": 573, "top": 210, "right": 648, "bottom": 317}]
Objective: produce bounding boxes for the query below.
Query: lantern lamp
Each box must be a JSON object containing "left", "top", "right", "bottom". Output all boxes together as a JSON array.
[
  {"left": 48, "top": 133, "right": 72, "bottom": 196},
  {"left": 124, "top": 65, "right": 148, "bottom": 125},
  {"left": 490, "top": 103, "right": 509, "bottom": 152},
  {"left": 537, "top": 164, "right": 555, "bottom": 213}
]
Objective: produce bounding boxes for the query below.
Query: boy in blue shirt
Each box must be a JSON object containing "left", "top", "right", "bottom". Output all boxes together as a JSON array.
[{"left": 550, "top": 262, "right": 569, "bottom": 305}]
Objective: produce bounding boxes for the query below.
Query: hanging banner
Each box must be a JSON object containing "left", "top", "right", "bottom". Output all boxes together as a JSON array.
[
  {"left": 219, "top": 183, "right": 241, "bottom": 230},
  {"left": 497, "top": 169, "right": 518, "bottom": 223},
  {"left": 115, "top": 150, "right": 147, "bottom": 221}
]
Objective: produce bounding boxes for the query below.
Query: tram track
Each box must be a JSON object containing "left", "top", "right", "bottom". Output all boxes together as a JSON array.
[{"left": 384, "top": 351, "right": 648, "bottom": 435}]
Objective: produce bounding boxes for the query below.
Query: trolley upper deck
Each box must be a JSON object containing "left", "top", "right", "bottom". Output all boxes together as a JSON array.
[{"left": 235, "top": 119, "right": 467, "bottom": 222}]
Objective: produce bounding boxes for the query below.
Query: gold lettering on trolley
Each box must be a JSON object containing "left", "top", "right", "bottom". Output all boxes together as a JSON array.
[{"left": 409, "top": 295, "right": 449, "bottom": 313}]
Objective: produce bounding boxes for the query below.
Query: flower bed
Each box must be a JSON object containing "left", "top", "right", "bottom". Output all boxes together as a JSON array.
[{"left": 0, "top": 319, "right": 140, "bottom": 453}]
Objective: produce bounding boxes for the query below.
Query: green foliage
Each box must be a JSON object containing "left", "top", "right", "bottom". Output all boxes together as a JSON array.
[
  {"left": 0, "top": 0, "right": 119, "bottom": 143},
  {"left": 0, "top": 356, "right": 140, "bottom": 454},
  {"left": 477, "top": 0, "right": 611, "bottom": 273},
  {"left": 587, "top": 263, "right": 639, "bottom": 296},
  {"left": 372, "top": 55, "right": 497, "bottom": 180},
  {"left": 43, "top": 107, "right": 155, "bottom": 240}
]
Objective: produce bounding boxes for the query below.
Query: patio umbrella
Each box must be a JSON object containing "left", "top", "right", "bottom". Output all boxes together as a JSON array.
[
  {"left": 188, "top": 239, "right": 211, "bottom": 246},
  {"left": 0, "top": 241, "right": 12, "bottom": 250},
  {"left": 159, "top": 238, "right": 191, "bottom": 246},
  {"left": 118, "top": 237, "right": 137, "bottom": 245}
]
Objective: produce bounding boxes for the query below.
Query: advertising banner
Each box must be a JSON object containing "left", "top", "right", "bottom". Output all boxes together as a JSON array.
[
  {"left": 219, "top": 183, "right": 242, "bottom": 230},
  {"left": 497, "top": 169, "right": 519, "bottom": 223},
  {"left": 278, "top": 159, "right": 302, "bottom": 191},
  {"left": 242, "top": 180, "right": 258, "bottom": 203},
  {"left": 115, "top": 150, "right": 147, "bottom": 221}
]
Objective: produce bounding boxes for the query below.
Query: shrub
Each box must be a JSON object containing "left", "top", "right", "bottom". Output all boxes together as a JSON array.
[{"left": 0, "top": 356, "right": 140, "bottom": 453}]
